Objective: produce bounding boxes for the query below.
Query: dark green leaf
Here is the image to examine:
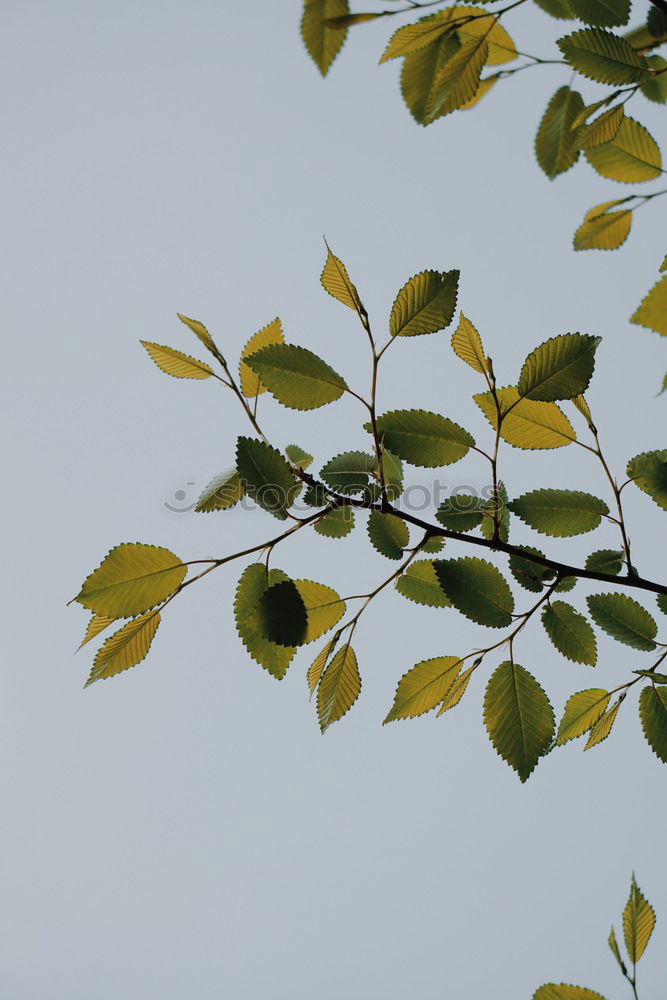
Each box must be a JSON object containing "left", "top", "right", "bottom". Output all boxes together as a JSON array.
[
  {"left": 509, "top": 545, "right": 554, "bottom": 592},
  {"left": 535, "top": 86, "right": 584, "bottom": 178},
  {"left": 372, "top": 409, "right": 474, "bottom": 467},
  {"left": 585, "top": 548, "right": 624, "bottom": 575},
  {"left": 321, "top": 451, "right": 375, "bottom": 494},
  {"left": 568, "top": 0, "right": 630, "bottom": 28},
  {"left": 251, "top": 579, "right": 308, "bottom": 647},
  {"left": 587, "top": 593, "right": 657, "bottom": 650},
  {"left": 435, "top": 557, "right": 514, "bottom": 627},
  {"left": 367, "top": 511, "right": 409, "bottom": 559},
  {"left": 236, "top": 437, "right": 298, "bottom": 519},
  {"left": 558, "top": 27, "right": 651, "bottom": 85},
  {"left": 627, "top": 450, "right": 667, "bottom": 511},
  {"left": 484, "top": 661, "right": 555, "bottom": 781},
  {"left": 518, "top": 333, "right": 601, "bottom": 401},
  {"left": 314, "top": 506, "right": 355, "bottom": 538},
  {"left": 542, "top": 600, "right": 597, "bottom": 664},
  {"left": 640, "top": 685, "right": 667, "bottom": 763},
  {"left": 640, "top": 56, "right": 667, "bottom": 104},
  {"left": 234, "top": 565, "right": 296, "bottom": 679}
]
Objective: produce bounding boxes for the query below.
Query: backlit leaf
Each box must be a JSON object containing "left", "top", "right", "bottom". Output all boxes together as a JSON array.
[
  {"left": 323, "top": 12, "right": 383, "bottom": 26},
  {"left": 236, "top": 437, "right": 298, "bottom": 519},
  {"left": 384, "top": 656, "right": 461, "bottom": 723},
  {"left": 542, "top": 601, "right": 597, "bottom": 664},
  {"left": 380, "top": 10, "right": 455, "bottom": 62},
  {"left": 568, "top": 0, "right": 630, "bottom": 28},
  {"left": 367, "top": 511, "right": 409, "bottom": 559},
  {"left": 585, "top": 548, "right": 624, "bottom": 575},
  {"left": 379, "top": 449, "right": 404, "bottom": 500},
  {"left": 480, "top": 481, "right": 510, "bottom": 543},
  {"left": 509, "top": 546, "right": 555, "bottom": 593},
  {"left": 140, "top": 341, "right": 214, "bottom": 379},
  {"left": 639, "top": 685, "right": 667, "bottom": 762},
  {"left": 608, "top": 928, "right": 625, "bottom": 972},
  {"left": 86, "top": 611, "right": 161, "bottom": 687},
  {"left": 640, "top": 55, "right": 667, "bottom": 104},
  {"left": 435, "top": 557, "right": 514, "bottom": 627},
  {"left": 509, "top": 489, "right": 609, "bottom": 536},
  {"left": 456, "top": 9, "right": 517, "bottom": 66},
  {"left": 557, "top": 688, "right": 610, "bottom": 744},
  {"left": 623, "top": 875, "right": 656, "bottom": 963},
  {"left": 558, "top": 28, "right": 651, "bottom": 85},
  {"left": 587, "top": 593, "right": 657, "bottom": 650},
  {"left": 78, "top": 614, "right": 115, "bottom": 649},
  {"left": 533, "top": 0, "right": 574, "bottom": 18},
  {"left": 401, "top": 32, "right": 462, "bottom": 124},
  {"left": 475, "top": 386, "right": 577, "bottom": 449},
  {"left": 234, "top": 565, "right": 296, "bottom": 679},
  {"left": 395, "top": 560, "right": 451, "bottom": 607},
  {"left": 436, "top": 493, "right": 488, "bottom": 532},
  {"left": 301, "top": 0, "right": 349, "bottom": 76},
  {"left": 195, "top": 468, "right": 245, "bottom": 512},
  {"left": 576, "top": 105, "right": 624, "bottom": 148},
  {"left": 75, "top": 543, "right": 186, "bottom": 618},
  {"left": 239, "top": 317, "right": 284, "bottom": 397},
  {"left": 252, "top": 579, "right": 308, "bottom": 647},
  {"left": 177, "top": 313, "right": 223, "bottom": 361},
  {"left": 451, "top": 313, "right": 487, "bottom": 373},
  {"left": 484, "top": 661, "right": 555, "bottom": 781},
  {"left": 436, "top": 663, "right": 476, "bottom": 714},
  {"left": 321, "top": 245, "right": 363, "bottom": 312},
  {"left": 244, "top": 343, "right": 347, "bottom": 410},
  {"left": 584, "top": 696, "right": 623, "bottom": 748},
  {"left": 574, "top": 199, "right": 632, "bottom": 250},
  {"left": 585, "top": 117, "right": 662, "bottom": 182},
  {"left": 285, "top": 444, "right": 314, "bottom": 470},
  {"left": 460, "top": 72, "right": 499, "bottom": 109},
  {"left": 631, "top": 276, "right": 667, "bottom": 336},
  {"left": 533, "top": 986, "right": 608, "bottom": 1000},
  {"left": 308, "top": 637, "right": 339, "bottom": 694},
  {"left": 535, "top": 86, "right": 585, "bottom": 178},
  {"left": 295, "top": 580, "right": 346, "bottom": 643},
  {"left": 372, "top": 409, "right": 474, "bottom": 467},
  {"left": 426, "top": 37, "right": 489, "bottom": 120},
  {"left": 389, "top": 269, "right": 459, "bottom": 337},
  {"left": 518, "top": 333, "right": 601, "bottom": 402},
  {"left": 315, "top": 506, "right": 355, "bottom": 538},
  {"left": 317, "top": 643, "right": 361, "bottom": 731},
  {"left": 321, "top": 451, "right": 375, "bottom": 494}
]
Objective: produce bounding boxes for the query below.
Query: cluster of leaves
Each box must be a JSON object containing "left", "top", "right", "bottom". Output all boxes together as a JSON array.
[
  {"left": 72, "top": 249, "right": 667, "bottom": 782},
  {"left": 533, "top": 875, "right": 656, "bottom": 1000},
  {"left": 300, "top": 0, "right": 667, "bottom": 388}
]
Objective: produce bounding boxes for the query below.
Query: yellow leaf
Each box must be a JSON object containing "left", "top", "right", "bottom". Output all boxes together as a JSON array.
[
  {"left": 380, "top": 10, "right": 455, "bottom": 63},
  {"left": 384, "top": 656, "right": 461, "bottom": 723},
  {"left": 294, "top": 580, "right": 346, "bottom": 643},
  {"left": 631, "top": 275, "right": 667, "bottom": 336},
  {"left": 572, "top": 394, "right": 593, "bottom": 424},
  {"left": 301, "top": 0, "right": 349, "bottom": 76},
  {"left": 460, "top": 72, "right": 499, "bottom": 110},
  {"left": 451, "top": 313, "right": 487, "bottom": 373},
  {"left": 623, "top": 875, "right": 656, "bottom": 963},
  {"left": 177, "top": 313, "right": 222, "bottom": 360},
  {"left": 78, "top": 614, "right": 115, "bottom": 649},
  {"left": 317, "top": 643, "right": 361, "bottom": 731},
  {"left": 455, "top": 7, "right": 517, "bottom": 66},
  {"left": 574, "top": 200, "right": 632, "bottom": 251},
  {"left": 584, "top": 696, "right": 623, "bottom": 749},
  {"left": 239, "top": 318, "right": 284, "bottom": 397},
  {"left": 86, "top": 611, "right": 161, "bottom": 686},
  {"left": 74, "top": 543, "right": 187, "bottom": 618},
  {"left": 436, "top": 663, "right": 476, "bottom": 714},
  {"left": 475, "top": 386, "right": 577, "bottom": 449},
  {"left": 308, "top": 637, "right": 338, "bottom": 695},
  {"left": 140, "top": 341, "right": 214, "bottom": 379},
  {"left": 320, "top": 246, "right": 363, "bottom": 312},
  {"left": 426, "top": 37, "right": 488, "bottom": 120}
]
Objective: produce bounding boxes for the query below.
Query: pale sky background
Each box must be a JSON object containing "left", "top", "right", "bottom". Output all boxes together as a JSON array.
[{"left": 2, "top": 1, "right": 666, "bottom": 997}]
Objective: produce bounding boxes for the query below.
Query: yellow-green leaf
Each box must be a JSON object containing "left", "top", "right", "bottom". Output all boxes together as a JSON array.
[
  {"left": 574, "top": 199, "right": 632, "bottom": 250},
  {"left": 451, "top": 313, "right": 487, "bottom": 373},
  {"left": 390, "top": 269, "right": 459, "bottom": 337},
  {"left": 584, "top": 696, "right": 623, "bottom": 748},
  {"left": 140, "top": 341, "right": 214, "bottom": 379},
  {"left": 623, "top": 875, "right": 656, "bottom": 963},
  {"left": 542, "top": 600, "right": 597, "bottom": 665},
  {"left": 320, "top": 245, "right": 363, "bottom": 312},
  {"left": 78, "top": 614, "right": 115, "bottom": 649},
  {"left": 244, "top": 343, "right": 347, "bottom": 410},
  {"left": 195, "top": 468, "right": 245, "bottom": 512},
  {"left": 395, "top": 560, "right": 451, "bottom": 608},
  {"left": 75, "top": 543, "right": 186, "bottom": 618},
  {"left": 294, "top": 579, "right": 346, "bottom": 643},
  {"left": 317, "top": 643, "right": 361, "bottom": 731},
  {"left": 301, "top": 0, "right": 349, "bottom": 76},
  {"left": 234, "top": 565, "right": 296, "bottom": 679},
  {"left": 85, "top": 611, "right": 161, "bottom": 687},
  {"left": 384, "top": 656, "right": 461, "bottom": 723},
  {"left": 518, "top": 333, "right": 601, "bottom": 401},
  {"left": 557, "top": 688, "right": 610, "bottom": 744},
  {"left": 631, "top": 275, "right": 667, "bottom": 336},
  {"left": 323, "top": 12, "right": 383, "bottom": 27},
  {"left": 585, "top": 117, "right": 662, "bottom": 182},
  {"left": 535, "top": 86, "right": 585, "bottom": 178},
  {"left": 608, "top": 927, "right": 626, "bottom": 972},
  {"left": 239, "top": 318, "right": 284, "bottom": 397},
  {"left": 576, "top": 104, "right": 624, "bottom": 148},
  {"left": 533, "top": 987, "right": 608, "bottom": 1000},
  {"left": 177, "top": 313, "right": 223, "bottom": 361},
  {"left": 639, "top": 684, "right": 667, "bottom": 762},
  {"left": 456, "top": 9, "right": 517, "bottom": 66},
  {"left": 314, "top": 506, "right": 356, "bottom": 538},
  {"left": 367, "top": 511, "right": 409, "bottom": 560},
  {"left": 558, "top": 27, "right": 651, "bottom": 85},
  {"left": 483, "top": 661, "right": 555, "bottom": 781},
  {"left": 401, "top": 32, "right": 462, "bottom": 124},
  {"left": 475, "top": 386, "right": 577, "bottom": 449},
  {"left": 436, "top": 663, "right": 476, "bottom": 714},
  {"left": 372, "top": 409, "right": 474, "bottom": 467},
  {"left": 426, "top": 37, "right": 489, "bottom": 120},
  {"left": 308, "top": 637, "right": 339, "bottom": 694},
  {"left": 380, "top": 10, "right": 454, "bottom": 62}
]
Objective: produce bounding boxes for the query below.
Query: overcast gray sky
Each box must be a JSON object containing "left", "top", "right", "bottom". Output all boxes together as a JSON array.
[{"left": 2, "top": 1, "right": 666, "bottom": 997}]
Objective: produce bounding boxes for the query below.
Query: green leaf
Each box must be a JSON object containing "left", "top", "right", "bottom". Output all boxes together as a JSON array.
[
  {"left": 451, "top": 313, "right": 487, "bottom": 373},
  {"left": 367, "top": 511, "right": 409, "bottom": 559},
  {"left": 630, "top": 276, "right": 667, "bottom": 336},
  {"left": 479, "top": 481, "right": 510, "bottom": 543},
  {"left": 568, "top": 0, "right": 630, "bottom": 28},
  {"left": 533, "top": 0, "right": 574, "bottom": 18},
  {"left": 557, "top": 688, "right": 610, "bottom": 744},
  {"left": 576, "top": 105, "right": 624, "bottom": 149},
  {"left": 475, "top": 386, "right": 577, "bottom": 449},
  {"left": 555, "top": 575, "right": 577, "bottom": 593},
  {"left": 317, "top": 642, "right": 361, "bottom": 731},
  {"left": 436, "top": 663, "right": 476, "bottom": 714},
  {"left": 177, "top": 313, "right": 223, "bottom": 362},
  {"left": 623, "top": 875, "right": 656, "bottom": 963},
  {"left": 321, "top": 451, "right": 375, "bottom": 494},
  {"left": 251, "top": 579, "right": 308, "bottom": 647},
  {"left": 401, "top": 32, "right": 462, "bottom": 125},
  {"left": 296, "top": 580, "right": 346, "bottom": 643},
  {"left": 236, "top": 437, "right": 298, "bottom": 519},
  {"left": 301, "top": 0, "right": 349, "bottom": 76},
  {"left": 647, "top": 5, "right": 667, "bottom": 37},
  {"left": 320, "top": 245, "right": 363, "bottom": 312},
  {"left": 574, "top": 199, "right": 632, "bottom": 251},
  {"left": 426, "top": 37, "right": 489, "bottom": 120},
  {"left": 285, "top": 444, "right": 314, "bottom": 470},
  {"left": 74, "top": 543, "right": 186, "bottom": 617},
  {"left": 244, "top": 343, "right": 347, "bottom": 410},
  {"left": 532, "top": 987, "right": 608, "bottom": 1000},
  {"left": 85, "top": 611, "right": 161, "bottom": 687},
  {"left": 640, "top": 55, "right": 667, "bottom": 104},
  {"left": 587, "top": 593, "right": 657, "bottom": 650},
  {"left": 78, "top": 614, "right": 115, "bottom": 649},
  {"left": 584, "top": 696, "right": 623, "bottom": 749},
  {"left": 422, "top": 536, "right": 445, "bottom": 553},
  {"left": 509, "top": 489, "right": 609, "bottom": 536},
  {"left": 234, "top": 565, "right": 296, "bottom": 679},
  {"left": 140, "top": 341, "right": 214, "bottom": 379},
  {"left": 314, "top": 506, "right": 355, "bottom": 538},
  {"left": 379, "top": 449, "right": 404, "bottom": 500},
  {"left": 558, "top": 28, "right": 651, "bottom": 85},
  {"left": 384, "top": 656, "right": 461, "bottom": 723},
  {"left": 436, "top": 494, "right": 488, "bottom": 532},
  {"left": 535, "top": 86, "right": 585, "bottom": 178},
  {"left": 435, "top": 557, "right": 514, "bottom": 627},
  {"left": 509, "top": 546, "right": 554, "bottom": 593},
  {"left": 542, "top": 601, "right": 597, "bottom": 664},
  {"left": 586, "top": 117, "right": 662, "bottom": 182},
  {"left": 585, "top": 549, "right": 624, "bottom": 575},
  {"left": 395, "top": 560, "right": 452, "bottom": 607},
  {"left": 658, "top": 593, "right": 667, "bottom": 616},
  {"left": 389, "top": 269, "right": 459, "bottom": 337},
  {"left": 627, "top": 449, "right": 667, "bottom": 510},
  {"left": 195, "top": 468, "right": 245, "bottom": 512},
  {"left": 484, "top": 661, "right": 555, "bottom": 782},
  {"left": 518, "top": 333, "right": 601, "bottom": 401},
  {"left": 372, "top": 409, "right": 474, "bottom": 467},
  {"left": 639, "top": 685, "right": 667, "bottom": 762},
  {"left": 239, "top": 317, "right": 284, "bottom": 398}
]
